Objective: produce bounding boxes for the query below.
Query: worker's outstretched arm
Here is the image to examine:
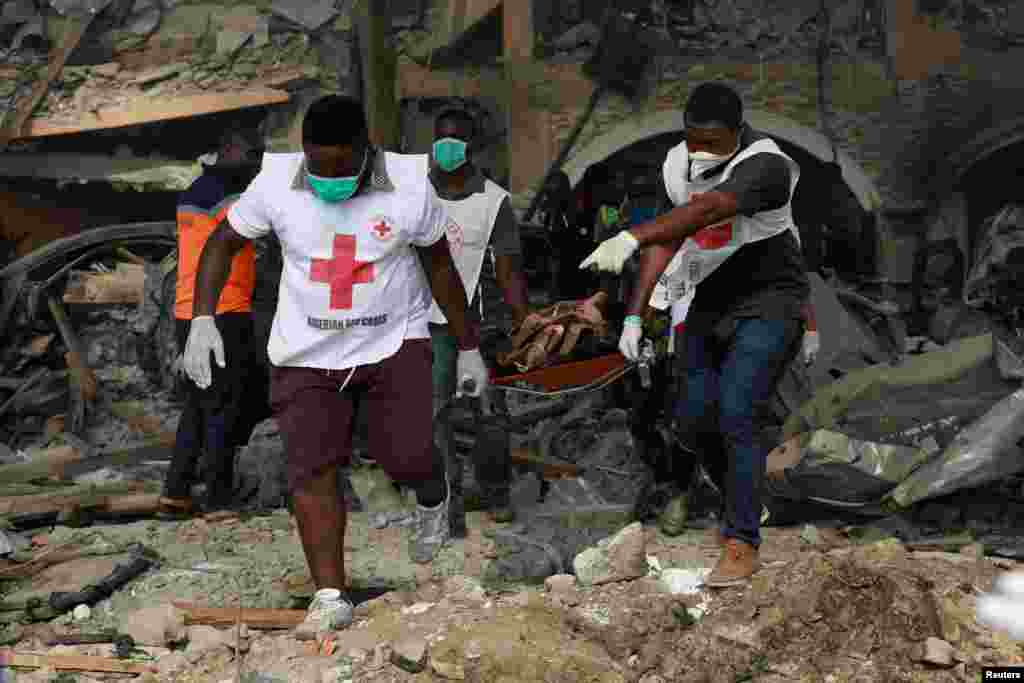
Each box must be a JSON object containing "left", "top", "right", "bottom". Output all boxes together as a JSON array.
[
  {"left": 626, "top": 240, "right": 684, "bottom": 318},
  {"left": 628, "top": 191, "right": 738, "bottom": 248}
]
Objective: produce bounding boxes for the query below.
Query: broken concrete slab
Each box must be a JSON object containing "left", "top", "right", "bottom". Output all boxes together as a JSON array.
[
  {"left": 119, "top": 604, "right": 186, "bottom": 647},
  {"left": 390, "top": 635, "right": 428, "bottom": 674},
  {"left": 573, "top": 522, "right": 647, "bottom": 586}
]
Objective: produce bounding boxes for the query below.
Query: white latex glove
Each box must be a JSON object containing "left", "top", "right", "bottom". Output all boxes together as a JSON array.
[
  {"left": 456, "top": 348, "right": 489, "bottom": 398},
  {"left": 579, "top": 230, "right": 640, "bottom": 275},
  {"left": 977, "top": 571, "right": 1024, "bottom": 639},
  {"left": 183, "top": 315, "right": 225, "bottom": 389},
  {"left": 801, "top": 330, "right": 820, "bottom": 366},
  {"left": 619, "top": 315, "right": 643, "bottom": 361}
]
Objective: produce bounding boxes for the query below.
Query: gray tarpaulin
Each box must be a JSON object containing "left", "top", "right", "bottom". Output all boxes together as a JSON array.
[{"left": 772, "top": 333, "right": 1024, "bottom": 509}]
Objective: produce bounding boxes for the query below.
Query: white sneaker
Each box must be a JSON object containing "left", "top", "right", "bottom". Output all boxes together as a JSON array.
[
  {"left": 409, "top": 480, "right": 450, "bottom": 564},
  {"left": 303, "top": 588, "right": 353, "bottom": 632}
]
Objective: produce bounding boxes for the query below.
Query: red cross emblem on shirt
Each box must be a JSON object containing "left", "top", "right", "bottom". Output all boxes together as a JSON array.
[
  {"left": 309, "top": 234, "right": 375, "bottom": 310},
  {"left": 372, "top": 219, "right": 391, "bottom": 240},
  {"left": 693, "top": 222, "right": 733, "bottom": 250}
]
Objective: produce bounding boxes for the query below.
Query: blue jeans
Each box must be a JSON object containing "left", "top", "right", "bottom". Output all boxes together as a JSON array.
[{"left": 676, "top": 317, "right": 802, "bottom": 547}]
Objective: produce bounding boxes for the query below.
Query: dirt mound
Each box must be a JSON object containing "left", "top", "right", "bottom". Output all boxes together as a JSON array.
[{"left": 650, "top": 540, "right": 1023, "bottom": 683}]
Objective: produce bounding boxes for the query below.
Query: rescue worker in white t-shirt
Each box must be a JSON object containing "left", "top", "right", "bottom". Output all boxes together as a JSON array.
[
  {"left": 581, "top": 82, "right": 811, "bottom": 587},
  {"left": 181, "top": 95, "right": 488, "bottom": 635},
  {"left": 427, "top": 108, "right": 529, "bottom": 527}
]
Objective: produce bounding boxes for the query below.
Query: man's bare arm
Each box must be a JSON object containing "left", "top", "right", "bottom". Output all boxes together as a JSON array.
[
  {"left": 193, "top": 219, "right": 250, "bottom": 317},
  {"left": 626, "top": 240, "right": 684, "bottom": 318},
  {"left": 494, "top": 253, "right": 529, "bottom": 327},
  {"left": 628, "top": 191, "right": 738, "bottom": 248},
  {"left": 418, "top": 236, "right": 480, "bottom": 350}
]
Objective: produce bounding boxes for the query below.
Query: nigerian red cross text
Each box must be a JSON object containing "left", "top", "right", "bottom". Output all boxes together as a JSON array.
[{"left": 309, "top": 234, "right": 375, "bottom": 310}]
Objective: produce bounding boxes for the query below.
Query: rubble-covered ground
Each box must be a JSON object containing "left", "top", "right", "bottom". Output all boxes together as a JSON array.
[{"left": 4, "top": 512, "right": 1023, "bottom": 683}]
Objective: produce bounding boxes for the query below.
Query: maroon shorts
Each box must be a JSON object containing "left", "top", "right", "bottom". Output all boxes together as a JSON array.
[{"left": 269, "top": 339, "right": 435, "bottom": 493}]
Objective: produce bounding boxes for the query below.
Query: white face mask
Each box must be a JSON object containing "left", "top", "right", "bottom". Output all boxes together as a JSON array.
[{"left": 688, "top": 140, "right": 740, "bottom": 177}]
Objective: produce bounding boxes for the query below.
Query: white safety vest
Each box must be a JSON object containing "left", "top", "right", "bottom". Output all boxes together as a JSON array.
[
  {"left": 228, "top": 151, "right": 442, "bottom": 370},
  {"left": 429, "top": 178, "right": 510, "bottom": 325},
  {"left": 650, "top": 137, "right": 801, "bottom": 314}
]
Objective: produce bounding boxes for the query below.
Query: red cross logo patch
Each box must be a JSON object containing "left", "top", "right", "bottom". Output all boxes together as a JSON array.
[
  {"left": 370, "top": 215, "right": 394, "bottom": 241},
  {"left": 309, "top": 234, "right": 375, "bottom": 310},
  {"left": 693, "top": 222, "right": 733, "bottom": 250},
  {"left": 445, "top": 218, "right": 464, "bottom": 253}
]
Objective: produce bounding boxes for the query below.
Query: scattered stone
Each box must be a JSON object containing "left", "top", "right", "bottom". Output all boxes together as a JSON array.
[
  {"left": 72, "top": 604, "right": 91, "bottom": 621},
  {"left": 390, "top": 636, "right": 429, "bottom": 674},
  {"left": 918, "top": 637, "right": 956, "bottom": 667},
  {"left": 400, "top": 601, "right": 435, "bottom": 616},
  {"left": 185, "top": 625, "right": 231, "bottom": 662},
  {"left": 799, "top": 524, "right": 821, "bottom": 545},
  {"left": 430, "top": 647, "right": 466, "bottom": 679},
  {"left": 155, "top": 652, "right": 189, "bottom": 676},
  {"left": 544, "top": 574, "right": 576, "bottom": 594},
  {"left": 444, "top": 575, "right": 486, "bottom": 604},
  {"left": 573, "top": 522, "right": 647, "bottom": 586},
  {"left": 120, "top": 604, "right": 186, "bottom": 647}
]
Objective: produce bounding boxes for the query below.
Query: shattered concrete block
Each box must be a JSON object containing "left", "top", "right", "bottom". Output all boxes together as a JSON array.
[
  {"left": 544, "top": 574, "right": 577, "bottom": 594},
  {"left": 120, "top": 604, "right": 186, "bottom": 647},
  {"left": 917, "top": 636, "right": 956, "bottom": 667},
  {"left": 185, "top": 625, "right": 232, "bottom": 663},
  {"left": 573, "top": 522, "right": 647, "bottom": 586},
  {"left": 390, "top": 636, "right": 429, "bottom": 674}
]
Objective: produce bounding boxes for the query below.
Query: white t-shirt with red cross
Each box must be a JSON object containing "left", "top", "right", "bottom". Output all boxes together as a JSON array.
[{"left": 227, "top": 151, "right": 446, "bottom": 370}]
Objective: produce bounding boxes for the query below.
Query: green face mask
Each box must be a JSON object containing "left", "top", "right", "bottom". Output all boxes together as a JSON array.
[
  {"left": 432, "top": 137, "right": 468, "bottom": 173},
  {"left": 307, "top": 151, "right": 367, "bottom": 203}
]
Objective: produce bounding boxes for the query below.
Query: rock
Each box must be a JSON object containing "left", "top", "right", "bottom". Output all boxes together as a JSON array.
[
  {"left": 121, "top": 604, "right": 187, "bottom": 647},
  {"left": 444, "top": 575, "right": 486, "bottom": 604},
  {"left": 545, "top": 574, "right": 576, "bottom": 593},
  {"left": 918, "top": 637, "right": 956, "bottom": 667},
  {"left": 573, "top": 522, "right": 647, "bottom": 586},
  {"left": 185, "top": 625, "right": 231, "bottom": 663},
  {"left": 156, "top": 652, "right": 189, "bottom": 676},
  {"left": 72, "top": 604, "right": 91, "bottom": 621},
  {"left": 391, "top": 636, "right": 429, "bottom": 674},
  {"left": 431, "top": 649, "right": 465, "bottom": 680}
]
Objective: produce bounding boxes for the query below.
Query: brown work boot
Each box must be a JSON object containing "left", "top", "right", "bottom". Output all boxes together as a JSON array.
[{"left": 705, "top": 538, "right": 760, "bottom": 587}]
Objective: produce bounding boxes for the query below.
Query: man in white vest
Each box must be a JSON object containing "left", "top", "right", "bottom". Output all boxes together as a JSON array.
[
  {"left": 581, "top": 82, "right": 810, "bottom": 586},
  {"left": 428, "top": 108, "right": 529, "bottom": 526},
  {"left": 181, "top": 95, "right": 489, "bottom": 634}
]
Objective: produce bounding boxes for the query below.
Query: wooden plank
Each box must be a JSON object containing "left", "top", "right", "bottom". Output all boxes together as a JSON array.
[
  {"left": 172, "top": 603, "right": 306, "bottom": 629},
  {"left": 18, "top": 89, "right": 290, "bottom": 139},
  {"left": 0, "top": 481, "right": 151, "bottom": 517},
  {"left": 0, "top": 649, "right": 157, "bottom": 674},
  {"left": 0, "top": 12, "right": 97, "bottom": 149}
]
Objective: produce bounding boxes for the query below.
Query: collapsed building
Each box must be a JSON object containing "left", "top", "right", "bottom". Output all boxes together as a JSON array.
[{"left": 1, "top": 0, "right": 1024, "bottom": 597}]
